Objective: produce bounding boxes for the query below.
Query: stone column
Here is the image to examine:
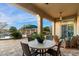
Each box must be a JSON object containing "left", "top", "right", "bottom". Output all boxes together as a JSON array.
[
  {"left": 74, "top": 17, "right": 77, "bottom": 36},
  {"left": 37, "top": 14, "right": 43, "bottom": 34},
  {"left": 52, "top": 21, "right": 56, "bottom": 35},
  {"left": 55, "top": 21, "right": 61, "bottom": 38},
  {"left": 77, "top": 14, "right": 79, "bottom": 35}
]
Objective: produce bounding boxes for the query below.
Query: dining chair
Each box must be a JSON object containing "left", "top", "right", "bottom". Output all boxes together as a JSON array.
[
  {"left": 53, "top": 35, "right": 60, "bottom": 45},
  {"left": 46, "top": 40, "right": 62, "bottom": 56},
  {"left": 20, "top": 42, "right": 38, "bottom": 56},
  {"left": 27, "top": 36, "right": 37, "bottom": 52},
  {"left": 70, "top": 35, "right": 79, "bottom": 48}
]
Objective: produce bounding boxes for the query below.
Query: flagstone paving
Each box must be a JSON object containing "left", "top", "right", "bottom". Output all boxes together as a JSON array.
[
  {"left": 0, "top": 38, "right": 79, "bottom": 56},
  {"left": 0, "top": 38, "right": 28, "bottom": 56}
]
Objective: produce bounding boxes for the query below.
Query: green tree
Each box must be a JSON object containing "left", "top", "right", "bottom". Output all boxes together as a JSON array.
[
  {"left": 43, "top": 26, "right": 50, "bottom": 32},
  {"left": 9, "top": 26, "right": 17, "bottom": 33},
  {"left": 9, "top": 26, "right": 22, "bottom": 39},
  {"left": 21, "top": 24, "right": 37, "bottom": 29},
  {"left": 11, "top": 31, "right": 22, "bottom": 39}
]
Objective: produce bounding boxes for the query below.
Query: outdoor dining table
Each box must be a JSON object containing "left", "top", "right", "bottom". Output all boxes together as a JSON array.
[{"left": 28, "top": 39, "right": 54, "bottom": 56}]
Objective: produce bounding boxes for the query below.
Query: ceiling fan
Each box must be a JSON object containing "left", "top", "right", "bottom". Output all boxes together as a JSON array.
[{"left": 59, "top": 11, "right": 63, "bottom": 20}]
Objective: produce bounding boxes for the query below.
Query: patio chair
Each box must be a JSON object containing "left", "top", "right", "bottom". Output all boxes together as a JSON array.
[
  {"left": 20, "top": 42, "right": 38, "bottom": 56},
  {"left": 27, "top": 36, "right": 37, "bottom": 51},
  {"left": 46, "top": 40, "right": 62, "bottom": 56},
  {"left": 53, "top": 35, "right": 60, "bottom": 46},
  {"left": 76, "top": 35, "right": 79, "bottom": 48},
  {"left": 70, "top": 36, "right": 78, "bottom": 48}
]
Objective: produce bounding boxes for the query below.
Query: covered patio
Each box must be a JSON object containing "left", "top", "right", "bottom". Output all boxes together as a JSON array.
[
  {"left": 9, "top": 3, "right": 79, "bottom": 55},
  {"left": 14, "top": 4, "right": 79, "bottom": 43},
  {"left": 1, "top": 3, "right": 78, "bottom": 56},
  {"left": 14, "top": 3, "right": 79, "bottom": 37}
]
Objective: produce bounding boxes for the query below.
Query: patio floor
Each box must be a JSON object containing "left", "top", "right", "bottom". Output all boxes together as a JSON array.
[{"left": 0, "top": 38, "right": 79, "bottom": 56}]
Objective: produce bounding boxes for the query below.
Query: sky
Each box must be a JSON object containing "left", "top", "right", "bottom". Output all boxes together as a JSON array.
[{"left": 0, "top": 3, "right": 52, "bottom": 29}]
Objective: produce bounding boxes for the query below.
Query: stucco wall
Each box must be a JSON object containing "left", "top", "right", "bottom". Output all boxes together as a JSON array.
[{"left": 55, "top": 18, "right": 76, "bottom": 38}]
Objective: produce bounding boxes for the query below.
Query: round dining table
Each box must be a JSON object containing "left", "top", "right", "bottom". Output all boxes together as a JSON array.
[{"left": 28, "top": 39, "right": 54, "bottom": 56}]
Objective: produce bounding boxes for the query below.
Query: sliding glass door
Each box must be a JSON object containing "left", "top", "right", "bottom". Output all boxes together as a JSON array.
[{"left": 61, "top": 24, "right": 74, "bottom": 39}]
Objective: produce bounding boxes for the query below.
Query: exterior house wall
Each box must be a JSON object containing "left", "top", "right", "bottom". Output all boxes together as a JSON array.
[
  {"left": 20, "top": 28, "right": 37, "bottom": 38},
  {"left": 55, "top": 17, "right": 77, "bottom": 38}
]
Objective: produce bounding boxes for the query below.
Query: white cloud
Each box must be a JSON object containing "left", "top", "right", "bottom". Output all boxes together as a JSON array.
[
  {"left": 0, "top": 4, "right": 37, "bottom": 27},
  {"left": 0, "top": 11, "right": 37, "bottom": 26},
  {"left": 0, "top": 12, "right": 12, "bottom": 22}
]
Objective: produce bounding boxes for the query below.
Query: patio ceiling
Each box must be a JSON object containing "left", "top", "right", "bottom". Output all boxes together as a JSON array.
[{"left": 14, "top": 3, "right": 79, "bottom": 21}]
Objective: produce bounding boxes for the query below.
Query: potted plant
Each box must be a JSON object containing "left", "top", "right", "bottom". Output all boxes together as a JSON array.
[
  {"left": 27, "top": 32, "right": 37, "bottom": 41},
  {"left": 31, "top": 32, "right": 45, "bottom": 44},
  {"left": 31, "top": 32, "right": 37, "bottom": 40},
  {"left": 36, "top": 33, "right": 45, "bottom": 44}
]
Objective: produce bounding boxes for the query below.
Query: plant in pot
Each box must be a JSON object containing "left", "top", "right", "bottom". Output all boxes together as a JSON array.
[
  {"left": 36, "top": 33, "right": 45, "bottom": 44},
  {"left": 31, "top": 32, "right": 37, "bottom": 41}
]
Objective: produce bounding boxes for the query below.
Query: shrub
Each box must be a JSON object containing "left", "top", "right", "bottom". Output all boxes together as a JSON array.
[
  {"left": 11, "top": 31, "right": 22, "bottom": 39},
  {"left": 9, "top": 26, "right": 22, "bottom": 39}
]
